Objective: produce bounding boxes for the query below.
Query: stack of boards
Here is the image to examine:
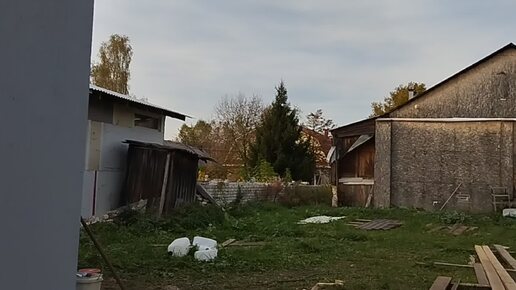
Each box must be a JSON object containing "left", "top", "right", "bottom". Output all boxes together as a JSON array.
[{"left": 430, "top": 244, "right": 516, "bottom": 290}]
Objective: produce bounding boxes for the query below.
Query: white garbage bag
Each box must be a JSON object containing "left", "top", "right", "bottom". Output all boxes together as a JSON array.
[
  {"left": 167, "top": 237, "right": 191, "bottom": 257},
  {"left": 503, "top": 208, "right": 516, "bottom": 218},
  {"left": 192, "top": 236, "right": 217, "bottom": 250},
  {"left": 194, "top": 248, "right": 218, "bottom": 262}
]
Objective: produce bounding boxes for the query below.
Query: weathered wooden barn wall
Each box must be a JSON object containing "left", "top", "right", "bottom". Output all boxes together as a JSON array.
[
  {"left": 391, "top": 49, "right": 516, "bottom": 118},
  {"left": 338, "top": 139, "right": 374, "bottom": 178},
  {"left": 375, "top": 120, "right": 514, "bottom": 212}
]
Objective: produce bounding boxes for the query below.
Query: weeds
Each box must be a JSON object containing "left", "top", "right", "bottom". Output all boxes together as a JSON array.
[
  {"left": 79, "top": 203, "right": 516, "bottom": 290},
  {"left": 439, "top": 210, "right": 470, "bottom": 224}
]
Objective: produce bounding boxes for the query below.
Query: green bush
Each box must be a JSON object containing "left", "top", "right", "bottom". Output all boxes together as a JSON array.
[
  {"left": 439, "top": 210, "right": 470, "bottom": 224},
  {"left": 277, "top": 185, "right": 332, "bottom": 207},
  {"left": 160, "top": 203, "right": 226, "bottom": 231}
]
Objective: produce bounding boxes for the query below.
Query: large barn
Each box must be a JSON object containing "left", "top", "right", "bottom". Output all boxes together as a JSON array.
[{"left": 331, "top": 43, "right": 516, "bottom": 213}]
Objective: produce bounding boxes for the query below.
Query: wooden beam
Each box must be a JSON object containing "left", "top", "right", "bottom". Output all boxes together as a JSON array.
[
  {"left": 429, "top": 276, "right": 452, "bottom": 290},
  {"left": 455, "top": 283, "right": 494, "bottom": 290},
  {"left": 158, "top": 153, "right": 171, "bottom": 218},
  {"left": 494, "top": 244, "right": 516, "bottom": 270},
  {"left": 432, "top": 261, "right": 516, "bottom": 273},
  {"left": 475, "top": 245, "right": 505, "bottom": 290},
  {"left": 221, "top": 239, "right": 236, "bottom": 248},
  {"left": 451, "top": 279, "right": 461, "bottom": 290},
  {"left": 482, "top": 245, "right": 516, "bottom": 290},
  {"left": 473, "top": 263, "right": 490, "bottom": 286}
]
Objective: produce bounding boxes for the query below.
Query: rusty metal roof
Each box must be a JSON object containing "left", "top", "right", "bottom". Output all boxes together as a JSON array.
[
  {"left": 124, "top": 140, "right": 215, "bottom": 161},
  {"left": 89, "top": 84, "right": 189, "bottom": 121}
]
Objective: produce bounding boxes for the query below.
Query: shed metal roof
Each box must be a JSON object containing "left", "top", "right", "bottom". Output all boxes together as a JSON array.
[
  {"left": 124, "top": 139, "right": 215, "bottom": 162},
  {"left": 89, "top": 84, "right": 189, "bottom": 121}
]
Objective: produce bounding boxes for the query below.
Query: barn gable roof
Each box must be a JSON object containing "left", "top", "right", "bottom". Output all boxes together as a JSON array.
[
  {"left": 331, "top": 43, "right": 516, "bottom": 137},
  {"left": 388, "top": 42, "right": 516, "bottom": 114}
]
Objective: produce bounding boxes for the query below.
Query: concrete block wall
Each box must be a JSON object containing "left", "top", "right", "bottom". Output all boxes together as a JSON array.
[
  {"left": 375, "top": 120, "right": 514, "bottom": 212},
  {"left": 199, "top": 182, "right": 273, "bottom": 204}
]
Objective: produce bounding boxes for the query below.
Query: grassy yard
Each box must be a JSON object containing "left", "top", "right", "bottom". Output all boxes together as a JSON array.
[{"left": 79, "top": 203, "right": 516, "bottom": 290}]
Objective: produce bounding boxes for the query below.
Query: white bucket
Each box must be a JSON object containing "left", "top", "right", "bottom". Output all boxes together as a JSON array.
[{"left": 76, "top": 275, "right": 103, "bottom": 290}]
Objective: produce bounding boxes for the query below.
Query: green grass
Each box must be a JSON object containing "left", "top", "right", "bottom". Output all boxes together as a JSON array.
[{"left": 78, "top": 203, "right": 516, "bottom": 290}]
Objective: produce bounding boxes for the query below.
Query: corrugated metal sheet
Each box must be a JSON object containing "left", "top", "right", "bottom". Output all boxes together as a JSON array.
[
  {"left": 125, "top": 140, "right": 214, "bottom": 161},
  {"left": 89, "top": 84, "right": 190, "bottom": 120},
  {"left": 346, "top": 134, "right": 373, "bottom": 154}
]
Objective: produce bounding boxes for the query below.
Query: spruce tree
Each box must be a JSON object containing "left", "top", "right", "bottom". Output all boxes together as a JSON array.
[{"left": 249, "top": 81, "right": 315, "bottom": 181}]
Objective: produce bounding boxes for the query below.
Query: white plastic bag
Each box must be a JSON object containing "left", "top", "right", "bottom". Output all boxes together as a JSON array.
[
  {"left": 192, "top": 236, "right": 217, "bottom": 250},
  {"left": 167, "top": 237, "right": 191, "bottom": 257},
  {"left": 194, "top": 248, "right": 218, "bottom": 262}
]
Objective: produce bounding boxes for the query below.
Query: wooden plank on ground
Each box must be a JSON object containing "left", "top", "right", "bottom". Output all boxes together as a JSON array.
[
  {"left": 359, "top": 219, "right": 381, "bottom": 230},
  {"left": 227, "top": 241, "right": 267, "bottom": 247},
  {"left": 455, "top": 283, "right": 494, "bottom": 290},
  {"left": 482, "top": 245, "right": 516, "bottom": 290},
  {"left": 370, "top": 219, "right": 391, "bottom": 230},
  {"left": 221, "top": 239, "right": 236, "bottom": 247},
  {"left": 473, "top": 263, "right": 489, "bottom": 286},
  {"left": 432, "top": 262, "right": 516, "bottom": 273},
  {"left": 429, "top": 276, "right": 452, "bottom": 290},
  {"left": 196, "top": 183, "right": 218, "bottom": 205},
  {"left": 475, "top": 245, "right": 505, "bottom": 290},
  {"left": 451, "top": 225, "right": 469, "bottom": 236},
  {"left": 451, "top": 279, "right": 461, "bottom": 290},
  {"left": 494, "top": 245, "right": 516, "bottom": 270}
]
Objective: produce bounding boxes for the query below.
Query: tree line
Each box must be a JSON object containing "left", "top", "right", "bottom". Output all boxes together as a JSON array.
[
  {"left": 179, "top": 82, "right": 335, "bottom": 182},
  {"left": 90, "top": 33, "right": 427, "bottom": 182}
]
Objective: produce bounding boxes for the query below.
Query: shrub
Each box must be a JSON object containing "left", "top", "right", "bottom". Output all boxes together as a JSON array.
[
  {"left": 277, "top": 184, "right": 332, "bottom": 207},
  {"left": 439, "top": 210, "right": 470, "bottom": 225}
]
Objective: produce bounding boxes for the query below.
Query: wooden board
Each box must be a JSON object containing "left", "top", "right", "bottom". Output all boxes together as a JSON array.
[
  {"left": 475, "top": 245, "right": 505, "bottom": 290},
  {"left": 221, "top": 239, "right": 236, "bottom": 247},
  {"left": 429, "top": 276, "right": 452, "bottom": 290},
  {"left": 451, "top": 279, "right": 461, "bottom": 290},
  {"left": 454, "top": 283, "right": 494, "bottom": 290},
  {"left": 494, "top": 244, "right": 516, "bottom": 269},
  {"left": 357, "top": 219, "right": 402, "bottom": 230},
  {"left": 473, "top": 263, "right": 489, "bottom": 286},
  {"left": 482, "top": 245, "right": 516, "bottom": 290}
]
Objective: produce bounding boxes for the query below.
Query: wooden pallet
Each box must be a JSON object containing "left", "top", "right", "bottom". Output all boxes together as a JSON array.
[{"left": 348, "top": 219, "right": 403, "bottom": 230}]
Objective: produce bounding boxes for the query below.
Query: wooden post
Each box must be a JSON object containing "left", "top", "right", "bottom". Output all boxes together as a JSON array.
[
  {"left": 158, "top": 153, "right": 171, "bottom": 218},
  {"left": 81, "top": 218, "right": 126, "bottom": 290},
  {"left": 333, "top": 142, "right": 339, "bottom": 207}
]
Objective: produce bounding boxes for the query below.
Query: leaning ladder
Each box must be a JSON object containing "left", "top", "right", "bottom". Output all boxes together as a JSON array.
[{"left": 490, "top": 186, "right": 512, "bottom": 212}]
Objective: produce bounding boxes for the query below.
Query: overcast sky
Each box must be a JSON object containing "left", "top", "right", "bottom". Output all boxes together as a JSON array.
[{"left": 91, "top": 0, "right": 516, "bottom": 139}]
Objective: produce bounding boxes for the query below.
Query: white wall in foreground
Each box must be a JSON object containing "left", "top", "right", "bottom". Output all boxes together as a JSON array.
[
  {"left": 82, "top": 122, "right": 164, "bottom": 217},
  {"left": 0, "top": 1, "right": 94, "bottom": 289}
]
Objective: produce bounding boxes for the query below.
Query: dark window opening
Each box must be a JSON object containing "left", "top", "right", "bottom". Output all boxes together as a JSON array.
[{"left": 134, "top": 114, "right": 160, "bottom": 130}]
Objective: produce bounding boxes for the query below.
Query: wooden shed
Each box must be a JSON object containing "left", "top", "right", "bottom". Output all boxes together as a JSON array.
[
  {"left": 330, "top": 117, "right": 377, "bottom": 206},
  {"left": 122, "top": 140, "right": 214, "bottom": 215}
]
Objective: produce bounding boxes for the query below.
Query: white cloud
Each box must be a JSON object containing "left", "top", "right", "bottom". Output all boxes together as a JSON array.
[{"left": 91, "top": 0, "right": 516, "bottom": 138}]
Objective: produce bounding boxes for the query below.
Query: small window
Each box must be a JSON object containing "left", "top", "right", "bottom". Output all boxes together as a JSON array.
[{"left": 134, "top": 114, "right": 160, "bottom": 130}]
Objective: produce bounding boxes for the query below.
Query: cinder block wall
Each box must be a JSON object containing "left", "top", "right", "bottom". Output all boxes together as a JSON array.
[
  {"left": 199, "top": 182, "right": 272, "bottom": 204},
  {"left": 374, "top": 120, "right": 514, "bottom": 212}
]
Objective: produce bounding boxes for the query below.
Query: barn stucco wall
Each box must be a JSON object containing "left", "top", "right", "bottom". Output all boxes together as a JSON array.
[
  {"left": 391, "top": 49, "right": 516, "bottom": 118},
  {"left": 380, "top": 120, "right": 514, "bottom": 212},
  {"left": 373, "top": 121, "right": 392, "bottom": 208}
]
